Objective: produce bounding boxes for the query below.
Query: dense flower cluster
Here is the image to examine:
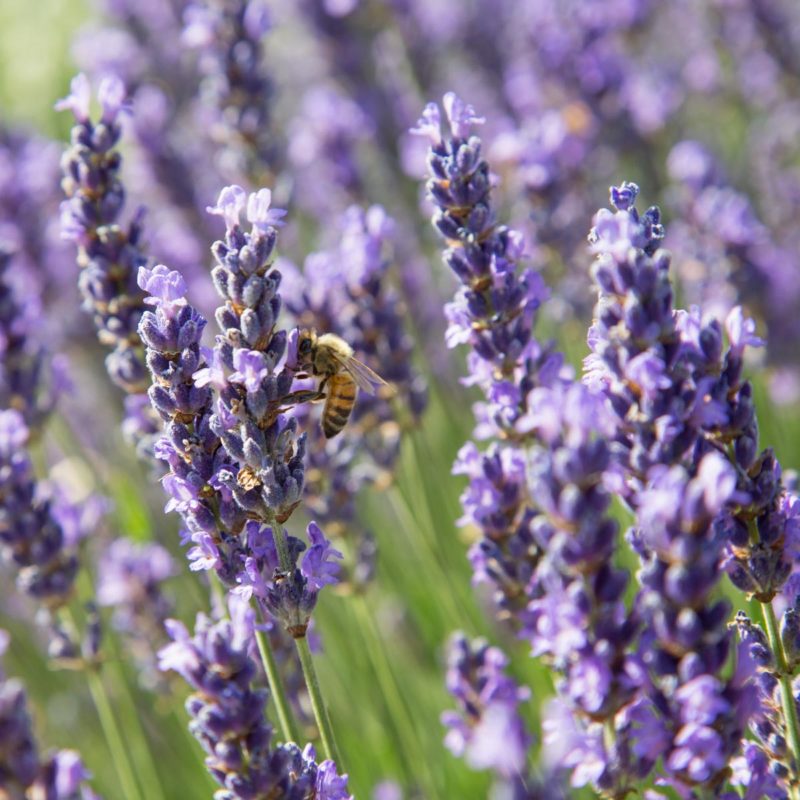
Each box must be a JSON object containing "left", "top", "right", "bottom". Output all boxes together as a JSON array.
[
  {"left": 417, "top": 92, "right": 800, "bottom": 797},
  {"left": 579, "top": 183, "right": 800, "bottom": 794},
  {"left": 586, "top": 184, "right": 800, "bottom": 608},
  {"left": 58, "top": 73, "right": 160, "bottom": 453},
  {"left": 5, "top": 2, "right": 800, "bottom": 798},
  {"left": 158, "top": 597, "right": 351, "bottom": 799},
  {"left": 413, "top": 92, "right": 567, "bottom": 629},
  {"left": 138, "top": 186, "right": 341, "bottom": 638}
]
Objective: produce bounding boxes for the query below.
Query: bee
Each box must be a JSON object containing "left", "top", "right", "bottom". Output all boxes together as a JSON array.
[{"left": 295, "top": 328, "right": 387, "bottom": 438}]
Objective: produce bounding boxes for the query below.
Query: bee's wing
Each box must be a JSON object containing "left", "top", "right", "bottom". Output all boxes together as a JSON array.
[{"left": 342, "top": 355, "right": 388, "bottom": 395}]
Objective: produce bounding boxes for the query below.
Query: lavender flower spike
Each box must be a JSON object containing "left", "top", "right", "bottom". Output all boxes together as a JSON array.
[
  {"left": 442, "top": 634, "right": 531, "bottom": 778},
  {"left": 136, "top": 262, "right": 246, "bottom": 585},
  {"left": 522, "top": 382, "right": 645, "bottom": 795},
  {"left": 158, "top": 596, "right": 351, "bottom": 798},
  {"left": 442, "top": 634, "right": 564, "bottom": 799},
  {"left": 585, "top": 185, "right": 759, "bottom": 793},
  {"left": 205, "top": 184, "right": 306, "bottom": 527},
  {"left": 58, "top": 73, "right": 159, "bottom": 453},
  {"left": 0, "top": 409, "right": 78, "bottom": 613},
  {"left": 183, "top": 0, "right": 279, "bottom": 183},
  {"left": 413, "top": 92, "right": 564, "bottom": 627},
  {"left": 0, "top": 246, "right": 58, "bottom": 431},
  {"left": 138, "top": 232, "right": 341, "bottom": 640}
]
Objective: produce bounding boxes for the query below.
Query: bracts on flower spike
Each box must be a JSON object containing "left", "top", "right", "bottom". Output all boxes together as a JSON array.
[
  {"left": 585, "top": 185, "right": 765, "bottom": 795},
  {"left": 57, "top": 73, "right": 160, "bottom": 454},
  {"left": 412, "top": 92, "right": 564, "bottom": 629}
]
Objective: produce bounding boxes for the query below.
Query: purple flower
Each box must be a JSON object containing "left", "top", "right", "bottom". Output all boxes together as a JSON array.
[
  {"left": 54, "top": 73, "right": 91, "bottom": 122},
  {"left": 300, "top": 522, "right": 342, "bottom": 591},
  {"left": 442, "top": 92, "right": 486, "bottom": 139},
  {"left": 542, "top": 700, "right": 607, "bottom": 789},
  {"left": 315, "top": 758, "right": 353, "bottom": 800},
  {"left": 191, "top": 346, "right": 227, "bottom": 390},
  {"left": 667, "top": 724, "right": 727, "bottom": 783},
  {"left": 0, "top": 408, "right": 28, "bottom": 455},
  {"left": 410, "top": 102, "right": 441, "bottom": 144},
  {"left": 442, "top": 634, "right": 532, "bottom": 782},
  {"left": 137, "top": 264, "right": 187, "bottom": 307},
  {"left": 726, "top": 305, "right": 765, "bottom": 357},
  {"left": 206, "top": 184, "right": 247, "bottom": 231},
  {"left": 247, "top": 188, "right": 287, "bottom": 230},
  {"left": 229, "top": 349, "right": 269, "bottom": 393},
  {"left": 97, "top": 75, "right": 127, "bottom": 123},
  {"left": 58, "top": 72, "right": 159, "bottom": 453}
]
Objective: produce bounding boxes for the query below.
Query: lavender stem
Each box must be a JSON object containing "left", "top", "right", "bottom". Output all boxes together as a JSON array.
[
  {"left": 84, "top": 657, "right": 144, "bottom": 800},
  {"left": 261, "top": 506, "right": 340, "bottom": 761},
  {"left": 295, "top": 634, "right": 342, "bottom": 767},
  {"left": 72, "top": 568, "right": 166, "bottom": 800},
  {"left": 762, "top": 600, "right": 800, "bottom": 798},
  {"left": 264, "top": 509, "right": 293, "bottom": 575},
  {"left": 59, "top": 599, "right": 155, "bottom": 800},
  {"left": 352, "top": 593, "right": 431, "bottom": 789},
  {"left": 251, "top": 614, "right": 300, "bottom": 745}
]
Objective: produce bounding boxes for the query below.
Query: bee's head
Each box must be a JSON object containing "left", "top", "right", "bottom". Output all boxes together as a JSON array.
[{"left": 296, "top": 328, "right": 316, "bottom": 364}]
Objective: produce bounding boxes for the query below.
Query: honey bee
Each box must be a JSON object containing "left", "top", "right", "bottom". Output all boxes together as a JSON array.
[{"left": 295, "top": 328, "right": 387, "bottom": 438}]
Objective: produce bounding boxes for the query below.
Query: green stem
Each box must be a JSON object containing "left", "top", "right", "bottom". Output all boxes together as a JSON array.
[
  {"left": 69, "top": 572, "right": 166, "bottom": 800},
  {"left": 352, "top": 594, "right": 435, "bottom": 792},
  {"left": 266, "top": 512, "right": 293, "bottom": 573},
  {"left": 261, "top": 511, "right": 340, "bottom": 763},
  {"left": 61, "top": 596, "right": 160, "bottom": 800},
  {"left": 295, "top": 635, "right": 342, "bottom": 766},
  {"left": 85, "top": 667, "right": 144, "bottom": 800},
  {"left": 101, "top": 647, "right": 167, "bottom": 800},
  {"left": 252, "top": 615, "right": 300, "bottom": 744},
  {"left": 761, "top": 601, "right": 800, "bottom": 799}
]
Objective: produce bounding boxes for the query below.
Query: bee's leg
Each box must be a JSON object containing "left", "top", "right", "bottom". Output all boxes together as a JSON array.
[{"left": 281, "top": 389, "right": 325, "bottom": 407}]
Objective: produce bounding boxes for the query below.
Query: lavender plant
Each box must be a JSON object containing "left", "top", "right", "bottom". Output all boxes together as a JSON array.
[
  {"left": 183, "top": 0, "right": 279, "bottom": 184},
  {"left": 0, "top": 246, "right": 79, "bottom": 638},
  {"left": 7, "top": 2, "right": 800, "bottom": 798},
  {"left": 414, "top": 93, "right": 647, "bottom": 795},
  {"left": 585, "top": 183, "right": 800, "bottom": 794},
  {"left": 137, "top": 186, "right": 345, "bottom": 763}
]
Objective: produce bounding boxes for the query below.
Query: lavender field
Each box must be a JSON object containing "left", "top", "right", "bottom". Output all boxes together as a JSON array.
[{"left": 2, "top": 1, "right": 800, "bottom": 798}]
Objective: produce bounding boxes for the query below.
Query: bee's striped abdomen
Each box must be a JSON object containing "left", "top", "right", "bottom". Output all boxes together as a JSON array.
[{"left": 322, "top": 373, "right": 357, "bottom": 438}]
